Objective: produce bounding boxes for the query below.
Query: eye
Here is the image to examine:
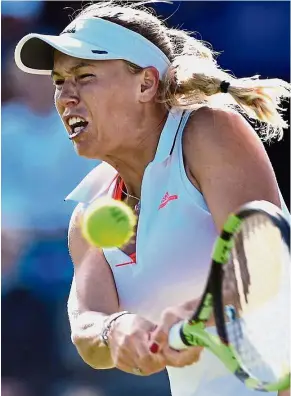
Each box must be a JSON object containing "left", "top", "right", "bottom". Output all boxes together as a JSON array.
[
  {"left": 53, "top": 79, "right": 64, "bottom": 87},
  {"left": 78, "top": 73, "right": 95, "bottom": 80}
]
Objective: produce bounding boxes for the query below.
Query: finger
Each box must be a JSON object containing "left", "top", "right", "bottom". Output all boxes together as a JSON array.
[
  {"left": 117, "top": 353, "right": 163, "bottom": 377},
  {"left": 115, "top": 332, "right": 165, "bottom": 376},
  {"left": 149, "top": 326, "right": 166, "bottom": 352},
  {"left": 110, "top": 336, "right": 139, "bottom": 368},
  {"left": 135, "top": 337, "right": 166, "bottom": 375},
  {"left": 150, "top": 317, "right": 176, "bottom": 349},
  {"left": 161, "top": 344, "right": 202, "bottom": 367},
  {"left": 116, "top": 358, "right": 146, "bottom": 376},
  {"left": 149, "top": 310, "right": 180, "bottom": 352},
  {"left": 113, "top": 342, "right": 150, "bottom": 376}
]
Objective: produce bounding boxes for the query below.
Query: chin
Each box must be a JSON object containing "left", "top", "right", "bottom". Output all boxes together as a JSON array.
[
  {"left": 72, "top": 139, "right": 100, "bottom": 159},
  {"left": 74, "top": 144, "right": 94, "bottom": 158}
]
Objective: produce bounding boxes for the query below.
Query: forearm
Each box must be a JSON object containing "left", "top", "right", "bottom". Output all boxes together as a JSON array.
[{"left": 69, "top": 310, "right": 114, "bottom": 369}]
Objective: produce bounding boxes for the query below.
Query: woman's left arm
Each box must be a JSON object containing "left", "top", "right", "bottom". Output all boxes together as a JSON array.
[
  {"left": 150, "top": 106, "right": 285, "bottom": 366},
  {"left": 183, "top": 106, "right": 282, "bottom": 231}
]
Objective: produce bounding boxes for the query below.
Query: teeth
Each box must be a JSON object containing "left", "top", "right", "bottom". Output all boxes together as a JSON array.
[{"left": 68, "top": 116, "right": 86, "bottom": 126}]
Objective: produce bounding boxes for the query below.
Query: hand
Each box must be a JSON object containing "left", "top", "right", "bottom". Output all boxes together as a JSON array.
[
  {"left": 149, "top": 301, "right": 203, "bottom": 368},
  {"left": 108, "top": 313, "right": 166, "bottom": 376}
]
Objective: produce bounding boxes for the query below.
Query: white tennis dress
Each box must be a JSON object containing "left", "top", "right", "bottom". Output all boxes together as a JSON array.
[{"left": 66, "top": 109, "right": 285, "bottom": 396}]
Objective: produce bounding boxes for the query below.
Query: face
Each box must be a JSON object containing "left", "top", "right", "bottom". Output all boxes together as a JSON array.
[{"left": 53, "top": 52, "right": 151, "bottom": 159}]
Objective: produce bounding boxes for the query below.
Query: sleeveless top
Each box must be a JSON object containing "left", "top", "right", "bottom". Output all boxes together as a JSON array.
[{"left": 66, "top": 109, "right": 280, "bottom": 396}]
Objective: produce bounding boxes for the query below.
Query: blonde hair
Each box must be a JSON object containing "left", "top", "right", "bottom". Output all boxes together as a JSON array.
[{"left": 75, "top": 1, "right": 290, "bottom": 141}]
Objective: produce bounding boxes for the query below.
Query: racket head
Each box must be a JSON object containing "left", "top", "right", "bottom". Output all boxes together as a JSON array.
[{"left": 212, "top": 200, "right": 290, "bottom": 391}]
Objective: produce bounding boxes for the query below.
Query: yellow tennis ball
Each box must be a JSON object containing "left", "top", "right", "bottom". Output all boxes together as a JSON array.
[{"left": 81, "top": 197, "right": 137, "bottom": 248}]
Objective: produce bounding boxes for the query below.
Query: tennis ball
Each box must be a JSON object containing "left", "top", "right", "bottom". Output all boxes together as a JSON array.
[{"left": 81, "top": 197, "right": 137, "bottom": 248}]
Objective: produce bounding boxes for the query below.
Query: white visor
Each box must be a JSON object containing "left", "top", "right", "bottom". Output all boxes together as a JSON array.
[{"left": 15, "top": 17, "right": 171, "bottom": 80}]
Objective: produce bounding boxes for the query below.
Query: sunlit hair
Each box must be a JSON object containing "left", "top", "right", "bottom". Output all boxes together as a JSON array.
[{"left": 74, "top": 1, "right": 290, "bottom": 140}]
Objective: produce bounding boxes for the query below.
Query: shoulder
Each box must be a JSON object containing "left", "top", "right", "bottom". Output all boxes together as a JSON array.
[
  {"left": 183, "top": 105, "right": 269, "bottom": 175},
  {"left": 182, "top": 106, "right": 280, "bottom": 229},
  {"left": 184, "top": 105, "right": 261, "bottom": 146}
]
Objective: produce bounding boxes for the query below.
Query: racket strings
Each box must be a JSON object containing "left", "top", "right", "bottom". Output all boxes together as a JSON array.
[{"left": 223, "top": 214, "right": 290, "bottom": 382}]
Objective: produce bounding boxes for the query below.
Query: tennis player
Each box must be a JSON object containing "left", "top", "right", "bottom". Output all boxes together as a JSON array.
[{"left": 15, "top": 2, "right": 290, "bottom": 395}]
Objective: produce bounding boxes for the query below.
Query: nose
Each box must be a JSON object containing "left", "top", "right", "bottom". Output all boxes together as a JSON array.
[{"left": 55, "top": 80, "right": 80, "bottom": 109}]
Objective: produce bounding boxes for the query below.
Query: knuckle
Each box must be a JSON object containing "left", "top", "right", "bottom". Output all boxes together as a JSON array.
[
  {"left": 162, "top": 307, "right": 176, "bottom": 321},
  {"left": 162, "top": 308, "right": 184, "bottom": 326},
  {"left": 154, "top": 329, "right": 166, "bottom": 340}
]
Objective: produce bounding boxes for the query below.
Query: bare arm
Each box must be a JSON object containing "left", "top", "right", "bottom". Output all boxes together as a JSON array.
[
  {"left": 68, "top": 204, "right": 167, "bottom": 375},
  {"left": 183, "top": 106, "right": 281, "bottom": 231},
  {"left": 67, "top": 203, "right": 119, "bottom": 369}
]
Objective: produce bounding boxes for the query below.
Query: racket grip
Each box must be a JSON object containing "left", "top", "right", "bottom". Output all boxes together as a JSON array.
[{"left": 168, "top": 321, "right": 189, "bottom": 350}]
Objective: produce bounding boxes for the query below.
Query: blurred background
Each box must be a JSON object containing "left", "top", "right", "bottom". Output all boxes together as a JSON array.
[{"left": 1, "top": 1, "right": 290, "bottom": 395}]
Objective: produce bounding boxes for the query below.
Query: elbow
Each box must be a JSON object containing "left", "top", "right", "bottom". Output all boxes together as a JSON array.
[
  {"left": 71, "top": 331, "right": 84, "bottom": 347},
  {"left": 70, "top": 331, "right": 96, "bottom": 366},
  {"left": 71, "top": 331, "right": 95, "bottom": 363}
]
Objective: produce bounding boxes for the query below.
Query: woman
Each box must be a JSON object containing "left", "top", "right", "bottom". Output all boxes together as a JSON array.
[{"left": 15, "top": 2, "right": 290, "bottom": 395}]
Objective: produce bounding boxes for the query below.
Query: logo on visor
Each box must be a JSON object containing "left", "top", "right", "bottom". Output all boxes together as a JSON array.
[
  {"left": 60, "top": 25, "right": 109, "bottom": 54},
  {"left": 91, "top": 49, "right": 109, "bottom": 55}
]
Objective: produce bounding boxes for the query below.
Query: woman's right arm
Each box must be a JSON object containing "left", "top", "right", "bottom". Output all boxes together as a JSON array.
[
  {"left": 67, "top": 203, "right": 119, "bottom": 369},
  {"left": 68, "top": 203, "right": 167, "bottom": 376}
]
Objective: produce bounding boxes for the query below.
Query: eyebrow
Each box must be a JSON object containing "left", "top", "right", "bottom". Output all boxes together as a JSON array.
[{"left": 51, "top": 62, "right": 95, "bottom": 78}]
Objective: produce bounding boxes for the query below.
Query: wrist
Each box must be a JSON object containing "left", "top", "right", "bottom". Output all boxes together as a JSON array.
[{"left": 100, "top": 311, "right": 132, "bottom": 347}]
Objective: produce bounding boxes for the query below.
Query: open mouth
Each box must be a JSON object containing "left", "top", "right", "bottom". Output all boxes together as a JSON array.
[{"left": 67, "top": 117, "right": 89, "bottom": 140}]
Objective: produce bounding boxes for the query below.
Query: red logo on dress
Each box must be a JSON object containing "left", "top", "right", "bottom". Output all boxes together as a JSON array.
[
  {"left": 115, "top": 253, "right": 136, "bottom": 267},
  {"left": 158, "top": 192, "right": 178, "bottom": 209}
]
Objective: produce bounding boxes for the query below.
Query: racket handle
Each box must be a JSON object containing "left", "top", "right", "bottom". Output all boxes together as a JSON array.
[{"left": 168, "top": 321, "right": 189, "bottom": 350}]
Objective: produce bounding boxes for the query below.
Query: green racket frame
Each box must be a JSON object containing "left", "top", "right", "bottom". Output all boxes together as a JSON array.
[{"left": 177, "top": 201, "right": 290, "bottom": 392}]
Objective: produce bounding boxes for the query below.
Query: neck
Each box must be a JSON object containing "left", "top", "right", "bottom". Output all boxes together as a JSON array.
[{"left": 106, "top": 108, "right": 168, "bottom": 198}]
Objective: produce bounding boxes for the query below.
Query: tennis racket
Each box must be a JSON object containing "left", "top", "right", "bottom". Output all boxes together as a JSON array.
[{"left": 169, "top": 200, "right": 290, "bottom": 392}]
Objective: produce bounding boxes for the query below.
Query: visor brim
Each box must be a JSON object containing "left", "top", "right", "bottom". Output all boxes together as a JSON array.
[{"left": 15, "top": 33, "right": 117, "bottom": 75}]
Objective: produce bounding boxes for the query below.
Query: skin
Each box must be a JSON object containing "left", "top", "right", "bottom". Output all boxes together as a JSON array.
[
  {"left": 53, "top": 51, "right": 167, "bottom": 198},
  {"left": 54, "top": 51, "right": 284, "bottom": 381}
]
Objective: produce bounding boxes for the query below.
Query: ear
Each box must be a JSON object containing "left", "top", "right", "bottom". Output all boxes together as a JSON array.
[{"left": 139, "top": 67, "right": 160, "bottom": 103}]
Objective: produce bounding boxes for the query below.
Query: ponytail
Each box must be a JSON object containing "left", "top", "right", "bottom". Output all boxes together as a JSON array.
[{"left": 160, "top": 31, "right": 290, "bottom": 141}]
